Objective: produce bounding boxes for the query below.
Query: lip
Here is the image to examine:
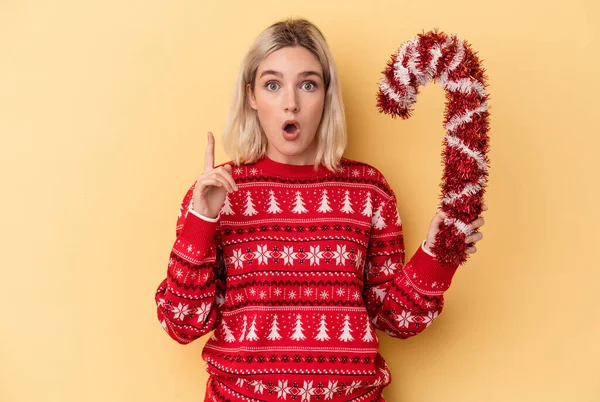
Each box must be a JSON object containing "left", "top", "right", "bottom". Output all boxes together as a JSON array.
[{"left": 281, "top": 129, "right": 300, "bottom": 141}]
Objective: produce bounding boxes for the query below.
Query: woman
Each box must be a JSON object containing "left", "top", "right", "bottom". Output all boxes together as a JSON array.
[{"left": 155, "top": 17, "right": 486, "bottom": 401}]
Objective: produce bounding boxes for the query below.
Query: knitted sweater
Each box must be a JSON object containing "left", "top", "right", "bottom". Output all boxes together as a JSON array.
[{"left": 155, "top": 156, "right": 460, "bottom": 402}]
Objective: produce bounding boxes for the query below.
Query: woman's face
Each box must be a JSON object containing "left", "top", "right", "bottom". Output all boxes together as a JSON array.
[{"left": 247, "top": 46, "right": 325, "bottom": 165}]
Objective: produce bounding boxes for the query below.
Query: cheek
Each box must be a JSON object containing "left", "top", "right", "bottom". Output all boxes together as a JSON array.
[
  {"left": 256, "top": 100, "right": 276, "bottom": 124},
  {"left": 307, "top": 98, "right": 325, "bottom": 122}
]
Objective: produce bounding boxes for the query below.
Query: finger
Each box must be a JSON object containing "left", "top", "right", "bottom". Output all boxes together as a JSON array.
[
  {"left": 470, "top": 217, "right": 485, "bottom": 229},
  {"left": 216, "top": 165, "right": 239, "bottom": 191},
  {"left": 434, "top": 210, "right": 447, "bottom": 222},
  {"left": 204, "top": 131, "right": 215, "bottom": 173},
  {"left": 481, "top": 204, "right": 488, "bottom": 211},
  {"left": 198, "top": 177, "right": 223, "bottom": 189},
  {"left": 210, "top": 171, "right": 235, "bottom": 192},
  {"left": 466, "top": 246, "right": 477, "bottom": 254},
  {"left": 466, "top": 232, "right": 483, "bottom": 243}
]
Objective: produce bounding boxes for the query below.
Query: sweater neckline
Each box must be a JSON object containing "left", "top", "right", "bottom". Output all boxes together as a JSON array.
[{"left": 254, "top": 155, "right": 332, "bottom": 179}]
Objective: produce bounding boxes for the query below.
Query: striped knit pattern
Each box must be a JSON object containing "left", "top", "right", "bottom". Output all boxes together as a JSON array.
[{"left": 155, "top": 156, "right": 459, "bottom": 401}]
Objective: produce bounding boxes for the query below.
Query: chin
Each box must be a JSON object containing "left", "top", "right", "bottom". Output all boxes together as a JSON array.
[{"left": 276, "top": 143, "right": 311, "bottom": 156}]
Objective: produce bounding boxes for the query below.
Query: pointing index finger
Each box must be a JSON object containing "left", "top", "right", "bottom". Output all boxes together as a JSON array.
[{"left": 204, "top": 131, "right": 215, "bottom": 172}]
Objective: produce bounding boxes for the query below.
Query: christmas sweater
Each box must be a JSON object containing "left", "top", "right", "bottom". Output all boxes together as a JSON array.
[{"left": 155, "top": 156, "right": 460, "bottom": 402}]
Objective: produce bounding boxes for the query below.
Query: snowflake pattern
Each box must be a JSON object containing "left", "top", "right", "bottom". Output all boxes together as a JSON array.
[
  {"left": 220, "top": 244, "right": 365, "bottom": 269},
  {"left": 422, "top": 310, "right": 439, "bottom": 327},
  {"left": 254, "top": 245, "right": 270, "bottom": 265},
  {"left": 195, "top": 302, "right": 211, "bottom": 323},
  {"left": 395, "top": 310, "right": 413, "bottom": 328},
  {"left": 172, "top": 303, "right": 190, "bottom": 321},
  {"left": 380, "top": 258, "right": 396, "bottom": 276}
]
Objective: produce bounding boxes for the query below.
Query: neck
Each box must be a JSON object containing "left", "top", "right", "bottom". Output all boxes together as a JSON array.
[
  {"left": 266, "top": 147, "right": 317, "bottom": 166},
  {"left": 267, "top": 155, "right": 315, "bottom": 166}
]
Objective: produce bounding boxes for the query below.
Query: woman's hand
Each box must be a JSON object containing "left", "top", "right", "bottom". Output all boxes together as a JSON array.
[
  {"left": 424, "top": 204, "right": 488, "bottom": 255},
  {"left": 192, "top": 132, "right": 238, "bottom": 219}
]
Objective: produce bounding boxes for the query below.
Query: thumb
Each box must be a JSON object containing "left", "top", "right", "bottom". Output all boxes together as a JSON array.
[{"left": 434, "top": 210, "right": 448, "bottom": 225}]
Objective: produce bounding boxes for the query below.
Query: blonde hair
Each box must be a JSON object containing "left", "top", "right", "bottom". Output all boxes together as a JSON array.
[{"left": 222, "top": 18, "right": 347, "bottom": 171}]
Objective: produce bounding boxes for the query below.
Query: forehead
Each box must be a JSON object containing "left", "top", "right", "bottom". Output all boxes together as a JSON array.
[{"left": 257, "top": 46, "right": 322, "bottom": 75}]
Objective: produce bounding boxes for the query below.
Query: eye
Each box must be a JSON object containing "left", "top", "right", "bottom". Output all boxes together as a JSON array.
[
  {"left": 301, "top": 81, "right": 317, "bottom": 91},
  {"left": 265, "top": 81, "right": 280, "bottom": 91}
]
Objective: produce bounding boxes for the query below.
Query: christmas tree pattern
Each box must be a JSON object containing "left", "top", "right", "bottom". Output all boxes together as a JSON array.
[
  {"left": 395, "top": 208, "right": 402, "bottom": 226},
  {"left": 221, "top": 193, "right": 234, "bottom": 215},
  {"left": 221, "top": 319, "right": 235, "bottom": 342},
  {"left": 315, "top": 315, "right": 330, "bottom": 341},
  {"left": 362, "top": 192, "right": 373, "bottom": 217},
  {"left": 267, "top": 314, "right": 282, "bottom": 341},
  {"left": 290, "top": 314, "right": 306, "bottom": 340},
  {"left": 338, "top": 315, "right": 354, "bottom": 342},
  {"left": 243, "top": 191, "right": 258, "bottom": 216},
  {"left": 186, "top": 196, "right": 195, "bottom": 217},
  {"left": 246, "top": 315, "right": 259, "bottom": 341},
  {"left": 317, "top": 189, "right": 332, "bottom": 213},
  {"left": 362, "top": 316, "right": 374, "bottom": 342},
  {"left": 372, "top": 204, "right": 387, "bottom": 229},
  {"left": 238, "top": 315, "right": 247, "bottom": 341},
  {"left": 291, "top": 191, "right": 308, "bottom": 214},
  {"left": 266, "top": 190, "right": 282, "bottom": 214},
  {"left": 371, "top": 286, "right": 386, "bottom": 302},
  {"left": 340, "top": 190, "right": 354, "bottom": 214}
]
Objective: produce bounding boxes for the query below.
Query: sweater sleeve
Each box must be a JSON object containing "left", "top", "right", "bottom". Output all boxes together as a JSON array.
[
  {"left": 155, "top": 184, "right": 226, "bottom": 344},
  {"left": 363, "top": 188, "right": 460, "bottom": 339}
]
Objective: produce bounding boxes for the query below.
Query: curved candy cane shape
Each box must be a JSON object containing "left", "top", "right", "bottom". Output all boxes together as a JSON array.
[{"left": 377, "top": 30, "right": 491, "bottom": 266}]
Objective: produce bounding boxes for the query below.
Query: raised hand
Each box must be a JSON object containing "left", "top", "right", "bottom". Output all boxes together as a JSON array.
[
  {"left": 192, "top": 132, "right": 238, "bottom": 219},
  {"left": 424, "top": 204, "right": 488, "bottom": 255}
]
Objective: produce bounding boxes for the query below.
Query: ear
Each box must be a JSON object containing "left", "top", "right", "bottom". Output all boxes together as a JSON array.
[{"left": 246, "top": 83, "right": 257, "bottom": 110}]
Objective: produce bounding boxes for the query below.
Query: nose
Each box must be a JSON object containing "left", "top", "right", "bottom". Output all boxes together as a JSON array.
[{"left": 284, "top": 88, "right": 299, "bottom": 113}]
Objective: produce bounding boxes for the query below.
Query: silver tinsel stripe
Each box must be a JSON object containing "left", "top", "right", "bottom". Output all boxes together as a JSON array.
[
  {"left": 444, "top": 103, "right": 489, "bottom": 133},
  {"left": 441, "top": 176, "right": 487, "bottom": 205},
  {"left": 444, "top": 217, "right": 475, "bottom": 237},
  {"left": 445, "top": 135, "right": 488, "bottom": 171}
]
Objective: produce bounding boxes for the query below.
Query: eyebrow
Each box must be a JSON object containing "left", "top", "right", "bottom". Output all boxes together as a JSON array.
[{"left": 259, "top": 70, "right": 323, "bottom": 80}]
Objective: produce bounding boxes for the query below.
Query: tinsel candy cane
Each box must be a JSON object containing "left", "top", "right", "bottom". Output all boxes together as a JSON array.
[{"left": 377, "top": 29, "right": 491, "bottom": 266}]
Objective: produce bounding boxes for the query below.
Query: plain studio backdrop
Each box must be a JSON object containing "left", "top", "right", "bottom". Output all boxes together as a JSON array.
[{"left": 1, "top": 1, "right": 598, "bottom": 401}]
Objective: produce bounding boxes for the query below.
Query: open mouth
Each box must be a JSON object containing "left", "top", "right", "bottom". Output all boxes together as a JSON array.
[
  {"left": 284, "top": 123, "right": 297, "bottom": 133},
  {"left": 282, "top": 120, "right": 300, "bottom": 134}
]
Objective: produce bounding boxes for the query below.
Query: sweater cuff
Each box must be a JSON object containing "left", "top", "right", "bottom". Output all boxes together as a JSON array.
[
  {"left": 421, "top": 240, "right": 436, "bottom": 257},
  {"left": 189, "top": 208, "right": 220, "bottom": 222},
  {"left": 402, "top": 243, "right": 459, "bottom": 296},
  {"left": 178, "top": 211, "right": 219, "bottom": 251}
]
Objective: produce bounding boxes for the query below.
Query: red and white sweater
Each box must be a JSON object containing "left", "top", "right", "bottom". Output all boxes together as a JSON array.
[{"left": 155, "top": 156, "right": 460, "bottom": 402}]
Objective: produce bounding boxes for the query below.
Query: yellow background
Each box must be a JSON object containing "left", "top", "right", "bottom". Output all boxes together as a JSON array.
[{"left": 1, "top": 1, "right": 598, "bottom": 401}]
